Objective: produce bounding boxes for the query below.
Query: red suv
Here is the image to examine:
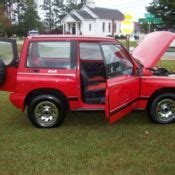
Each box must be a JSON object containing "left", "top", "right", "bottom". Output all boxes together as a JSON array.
[{"left": 0, "top": 31, "right": 175, "bottom": 128}]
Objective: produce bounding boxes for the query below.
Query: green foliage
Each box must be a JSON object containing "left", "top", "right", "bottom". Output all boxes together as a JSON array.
[
  {"left": 0, "top": 3, "right": 11, "bottom": 36},
  {"left": 22, "top": 0, "right": 43, "bottom": 35},
  {"left": 62, "top": 0, "right": 81, "bottom": 14},
  {"left": 147, "top": 0, "right": 175, "bottom": 31},
  {"left": 13, "top": 0, "right": 26, "bottom": 25},
  {"left": 41, "top": 0, "right": 65, "bottom": 31},
  {"left": 41, "top": 0, "right": 55, "bottom": 31}
]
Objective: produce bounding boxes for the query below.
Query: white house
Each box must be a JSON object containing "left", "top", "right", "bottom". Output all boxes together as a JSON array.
[{"left": 61, "top": 0, "right": 124, "bottom": 36}]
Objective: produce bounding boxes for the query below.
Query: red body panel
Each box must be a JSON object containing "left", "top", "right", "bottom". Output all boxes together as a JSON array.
[
  {"left": 106, "top": 75, "right": 140, "bottom": 123},
  {"left": 0, "top": 67, "right": 17, "bottom": 92}
]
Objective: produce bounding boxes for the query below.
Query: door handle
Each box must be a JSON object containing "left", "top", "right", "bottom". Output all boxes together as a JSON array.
[{"left": 32, "top": 69, "right": 40, "bottom": 73}]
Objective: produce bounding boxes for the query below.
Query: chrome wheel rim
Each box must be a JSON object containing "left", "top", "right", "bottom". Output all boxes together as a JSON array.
[
  {"left": 156, "top": 98, "right": 175, "bottom": 122},
  {"left": 34, "top": 101, "right": 59, "bottom": 127}
]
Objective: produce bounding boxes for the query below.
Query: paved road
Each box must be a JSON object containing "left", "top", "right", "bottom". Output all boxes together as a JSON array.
[{"left": 162, "top": 52, "right": 175, "bottom": 60}]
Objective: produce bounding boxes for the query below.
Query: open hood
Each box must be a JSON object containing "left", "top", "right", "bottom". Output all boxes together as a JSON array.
[{"left": 132, "top": 31, "right": 175, "bottom": 68}]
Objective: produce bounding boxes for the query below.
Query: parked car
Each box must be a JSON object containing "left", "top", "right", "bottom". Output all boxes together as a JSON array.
[
  {"left": 0, "top": 32, "right": 175, "bottom": 128},
  {"left": 28, "top": 30, "right": 39, "bottom": 36}
]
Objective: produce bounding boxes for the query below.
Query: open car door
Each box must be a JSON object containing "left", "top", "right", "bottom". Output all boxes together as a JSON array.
[
  {"left": 0, "top": 38, "right": 19, "bottom": 92},
  {"left": 101, "top": 43, "right": 140, "bottom": 123}
]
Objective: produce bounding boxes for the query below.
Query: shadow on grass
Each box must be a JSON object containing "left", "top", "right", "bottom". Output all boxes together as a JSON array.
[{"left": 8, "top": 109, "right": 152, "bottom": 129}]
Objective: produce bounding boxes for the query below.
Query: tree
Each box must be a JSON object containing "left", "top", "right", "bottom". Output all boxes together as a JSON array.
[
  {"left": 13, "top": 0, "right": 25, "bottom": 25},
  {"left": 41, "top": 0, "right": 56, "bottom": 31},
  {"left": 80, "top": 0, "right": 87, "bottom": 7},
  {"left": 146, "top": 0, "right": 175, "bottom": 31},
  {"left": 0, "top": 2, "right": 11, "bottom": 36},
  {"left": 22, "top": 0, "right": 44, "bottom": 35},
  {"left": 62, "top": 0, "right": 81, "bottom": 14},
  {"left": 41, "top": 0, "right": 81, "bottom": 31}
]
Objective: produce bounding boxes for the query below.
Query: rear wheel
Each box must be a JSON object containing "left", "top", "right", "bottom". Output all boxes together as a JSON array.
[
  {"left": 28, "top": 95, "right": 66, "bottom": 128},
  {"left": 148, "top": 93, "right": 175, "bottom": 124}
]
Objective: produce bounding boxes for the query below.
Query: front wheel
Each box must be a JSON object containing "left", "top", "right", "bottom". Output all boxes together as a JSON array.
[
  {"left": 148, "top": 93, "right": 175, "bottom": 124},
  {"left": 28, "top": 95, "right": 66, "bottom": 128}
]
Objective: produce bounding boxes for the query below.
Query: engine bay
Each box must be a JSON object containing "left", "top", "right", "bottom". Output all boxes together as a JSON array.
[{"left": 149, "top": 67, "right": 175, "bottom": 77}]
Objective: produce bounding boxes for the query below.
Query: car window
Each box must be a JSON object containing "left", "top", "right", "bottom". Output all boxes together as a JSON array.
[
  {"left": 0, "top": 41, "right": 13, "bottom": 65},
  {"left": 27, "top": 41, "right": 72, "bottom": 69},
  {"left": 101, "top": 44, "right": 133, "bottom": 78},
  {"left": 80, "top": 42, "right": 103, "bottom": 60}
]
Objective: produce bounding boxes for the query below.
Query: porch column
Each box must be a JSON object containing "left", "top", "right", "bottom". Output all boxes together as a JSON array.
[
  {"left": 65, "top": 23, "right": 68, "bottom": 34},
  {"left": 63, "top": 23, "right": 65, "bottom": 35},
  {"left": 75, "top": 22, "right": 78, "bottom": 35}
]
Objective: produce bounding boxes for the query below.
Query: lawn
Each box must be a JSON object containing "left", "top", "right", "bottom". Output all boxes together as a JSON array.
[{"left": 0, "top": 64, "right": 175, "bottom": 174}]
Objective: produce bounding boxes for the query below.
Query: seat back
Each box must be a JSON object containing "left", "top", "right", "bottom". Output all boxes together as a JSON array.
[{"left": 80, "top": 62, "right": 88, "bottom": 93}]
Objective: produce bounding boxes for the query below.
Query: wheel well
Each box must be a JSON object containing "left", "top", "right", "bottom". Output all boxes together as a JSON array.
[
  {"left": 147, "top": 87, "right": 175, "bottom": 110},
  {"left": 25, "top": 88, "right": 69, "bottom": 110}
]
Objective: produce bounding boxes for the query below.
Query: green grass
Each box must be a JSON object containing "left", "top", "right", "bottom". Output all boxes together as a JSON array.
[
  {"left": 0, "top": 61, "right": 175, "bottom": 174},
  {"left": 158, "top": 60, "right": 175, "bottom": 71},
  {"left": 118, "top": 40, "right": 138, "bottom": 48}
]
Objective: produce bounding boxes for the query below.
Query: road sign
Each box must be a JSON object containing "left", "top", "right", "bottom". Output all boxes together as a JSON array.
[
  {"left": 153, "top": 18, "right": 162, "bottom": 24},
  {"left": 146, "top": 18, "right": 153, "bottom": 23},
  {"left": 121, "top": 15, "right": 134, "bottom": 35},
  {"left": 145, "top": 13, "right": 155, "bottom": 19}
]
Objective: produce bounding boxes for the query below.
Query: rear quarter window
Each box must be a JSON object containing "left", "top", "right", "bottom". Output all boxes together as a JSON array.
[
  {"left": 27, "top": 41, "right": 75, "bottom": 69},
  {"left": 0, "top": 41, "right": 13, "bottom": 65}
]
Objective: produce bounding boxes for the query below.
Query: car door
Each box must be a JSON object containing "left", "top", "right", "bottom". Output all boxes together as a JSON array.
[
  {"left": 0, "top": 38, "right": 19, "bottom": 92},
  {"left": 101, "top": 43, "right": 140, "bottom": 123}
]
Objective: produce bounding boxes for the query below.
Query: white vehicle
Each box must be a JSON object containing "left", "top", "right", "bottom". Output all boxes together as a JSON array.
[{"left": 28, "top": 30, "right": 39, "bottom": 36}]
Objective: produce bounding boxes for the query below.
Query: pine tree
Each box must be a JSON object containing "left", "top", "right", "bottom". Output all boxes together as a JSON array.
[
  {"left": 13, "top": 0, "right": 25, "bottom": 25},
  {"left": 41, "top": 0, "right": 56, "bottom": 31},
  {"left": 22, "top": 0, "right": 43, "bottom": 35}
]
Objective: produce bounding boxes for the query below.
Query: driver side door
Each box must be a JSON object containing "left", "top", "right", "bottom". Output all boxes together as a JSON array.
[
  {"left": 101, "top": 43, "right": 140, "bottom": 123},
  {"left": 0, "top": 38, "right": 19, "bottom": 92}
]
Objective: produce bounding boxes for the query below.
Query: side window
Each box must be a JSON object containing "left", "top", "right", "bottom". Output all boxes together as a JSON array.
[
  {"left": 101, "top": 44, "right": 134, "bottom": 78},
  {"left": 27, "top": 41, "right": 72, "bottom": 69},
  {"left": 0, "top": 41, "right": 14, "bottom": 65},
  {"left": 80, "top": 42, "right": 103, "bottom": 61}
]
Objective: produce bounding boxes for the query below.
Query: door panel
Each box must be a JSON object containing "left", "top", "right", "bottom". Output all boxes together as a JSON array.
[
  {"left": 101, "top": 43, "right": 140, "bottom": 123},
  {"left": 0, "top": 39, "right": 19, "bottom": 92},
  {"left": 106, "top": 75, "right": 140, "bottom": 123}
]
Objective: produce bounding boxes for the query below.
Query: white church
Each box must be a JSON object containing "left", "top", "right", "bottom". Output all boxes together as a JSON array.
[{"left": 61, "top": 0, "right": 124, "bottom": 36}]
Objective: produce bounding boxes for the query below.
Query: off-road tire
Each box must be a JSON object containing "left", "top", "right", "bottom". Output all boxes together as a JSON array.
[
  {"left": 148, "top": 93, "right": 175, "bottom": 124},
  {"left": 27, "top": 95, "right": 66, "bottom": 128}
]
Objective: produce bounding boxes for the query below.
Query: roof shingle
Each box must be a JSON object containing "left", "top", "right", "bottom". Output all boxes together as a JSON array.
[
  {"left": 89, "top": 7, "right": 124, "bottom": 20},
  {"left": 70, "top": 14, "right": 81, "bottom": 21},
  {"left": 76, "top": 10, "right": 95, "bottom": 19}
]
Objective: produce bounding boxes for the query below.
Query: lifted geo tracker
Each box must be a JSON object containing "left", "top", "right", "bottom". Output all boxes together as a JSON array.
[{"left": 0, "top": 31, "right": 175, "bottom": 128}]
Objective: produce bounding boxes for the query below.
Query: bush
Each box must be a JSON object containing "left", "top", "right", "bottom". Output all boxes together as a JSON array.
[{"left": 115, "top": 35, "right": 127, "bottom": 40}]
